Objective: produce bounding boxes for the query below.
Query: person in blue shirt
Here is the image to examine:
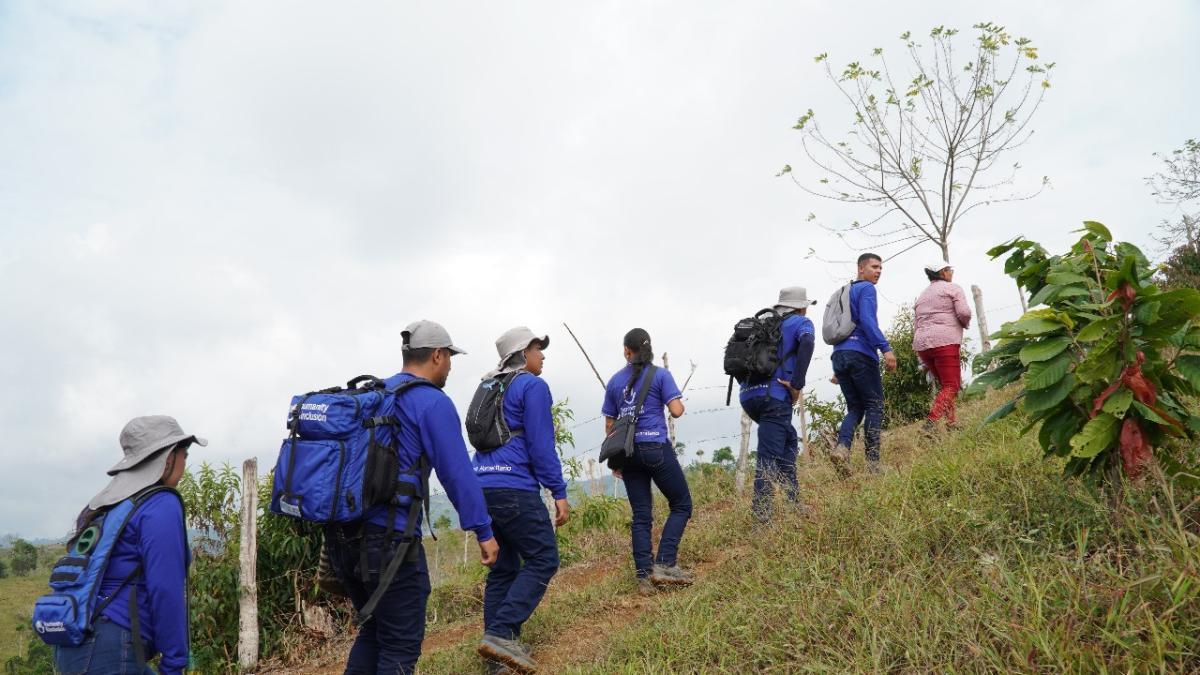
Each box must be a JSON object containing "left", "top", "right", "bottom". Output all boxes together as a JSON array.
[
  {"left": 738, "top": 287, "right": 817, "bottom": 523},
  {"left": 327, "top": 320, "right": 498, "bottom": 675},
  {"left": 602, "top": 328, "right": 691, "bottom": 596},
  {"left": 56, "top": 415, "right": 203, "bottom": 675},
  {"left": 472, "top": 326, "right": 569, "bottom": 674},
  {"left": 830, "top": 253, "right": 899, "bottom": 475}
]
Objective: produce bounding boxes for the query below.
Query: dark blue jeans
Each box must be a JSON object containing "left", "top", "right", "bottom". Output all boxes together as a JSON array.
[
  {"left": 832, "top": 350, "right": 885, "bottom": 461},
  {"left": 54, "top": 616, "right": 154, "bottom": 675},
  {"left": 482, "top": 488, "right": 560, "bottom": 640},
  {"left": 327, "top": 524, "right": 431, "bottom": 675},
  {"left": 622, "top": 442, "right": 693, "bottom": 578},
  {"left": 741, "top": 395, "right": 798, "bottom": 520}
]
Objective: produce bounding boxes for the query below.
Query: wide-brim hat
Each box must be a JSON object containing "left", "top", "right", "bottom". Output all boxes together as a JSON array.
[
  {"left": 775, "top": 286, "right": 818, "bottom": 311},
  {"left": 925, "top": 260, "right": 952, "bottom": 274},
  {"left": 88, "top": 415, "right": 207, "bottom": 510},
  {"left": 495, "top": 326, "right": 549, "bottom": 364}
]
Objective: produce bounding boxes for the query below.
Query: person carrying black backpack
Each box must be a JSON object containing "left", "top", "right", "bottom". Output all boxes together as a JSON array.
[
  {"left": 469, "top": 326, "right": 568, "bottom": 675},
  {"left": 736, "top": 287, "right": 816, "bottom": 523}
]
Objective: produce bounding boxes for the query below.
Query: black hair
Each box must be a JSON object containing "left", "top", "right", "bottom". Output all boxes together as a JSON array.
[
  {"left": 857, "top": 252, "right": 882, "bottom": 266},
  {"left": 402, "top": 347, "right": 438, "bottom": 366},
  {"left": 925, "top": 269, "right": 942, "bottom": 282},
  {"left": 623, "top": 328, "right": 654, "bottom": 396}
]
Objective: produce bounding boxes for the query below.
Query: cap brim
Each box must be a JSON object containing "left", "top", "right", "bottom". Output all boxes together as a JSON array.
[{"left": 447, "top": 345, "right": 467, "bottom": 355}]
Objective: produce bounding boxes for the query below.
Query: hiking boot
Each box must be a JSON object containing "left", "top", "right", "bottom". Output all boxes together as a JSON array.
[
  {"left": 478, "top": 634, "right": 538, "bottom": 674},
  {"left": 485, "top": 659, "right": 516, "bottom": 675},
  {"left": 829, "top": 444, "right": 851, "bottom": 478},
  {"left": 637, "top": 577, "right": 658, "bottom": 596},
  {"left": 650, "top": 564, "right": 694, "bottom": 587},
  {"left": 866, "top": 459, "right": 883, "bottom": 475}
]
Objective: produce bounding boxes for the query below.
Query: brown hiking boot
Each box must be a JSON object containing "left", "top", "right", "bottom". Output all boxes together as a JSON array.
[
  {"left": 829, "top": 444, "right": 851, "bottom": 478},
  {"left": 478, "top": 635, "right": 538, "bottom": 674},
  {"left": 637, "top": 577, "right": 658, "bottom": 596}
]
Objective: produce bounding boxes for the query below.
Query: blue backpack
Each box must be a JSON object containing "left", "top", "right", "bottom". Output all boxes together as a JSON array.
[
  {"left": 31, "top": 486, "right": 179, "bottom": 662},
  {"left": 269, "top": 375, "right": 435, "bottom": 624}
]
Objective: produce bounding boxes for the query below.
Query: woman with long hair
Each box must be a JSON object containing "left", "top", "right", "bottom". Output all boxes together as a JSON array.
[
  {"left": 913, "top": 261, "right": 972, "bottom": 431},
  {"left": 602, "top": 328, "right": 691, "bottom": 595}
]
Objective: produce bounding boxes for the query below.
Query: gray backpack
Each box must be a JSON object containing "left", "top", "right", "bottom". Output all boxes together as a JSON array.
[{"left": 822, "top": 283, "right": 857, "bottom": 345}]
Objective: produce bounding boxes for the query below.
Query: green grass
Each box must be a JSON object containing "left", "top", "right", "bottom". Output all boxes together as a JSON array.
[{"left": 0, "top": 549, "right": 57, "bottom": 663}]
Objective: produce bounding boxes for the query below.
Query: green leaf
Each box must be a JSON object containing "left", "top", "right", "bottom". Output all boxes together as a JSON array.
[
  {"left": 1004, "top": 250, "right": 1027, "bottom": 275},
  {"left": 1055, "top": 286, "right": 1091, "bottom": 300},
  {"left": 1133, "top": 300, "right": 1161, "bottom": 324},
  {"left": 1079, "top": 221, "right": 1113, "bottom": 242},
  {"left": 1131, "top": 400, "right": 1169, "bottom": 425},
  {"left": 1023, "top": 373, "right": 1076, "bottom": 413},
  {"left": 1177, "top": 355, "right": 1200, "bottom": 392},
  {"left": 1101, "top": 388, "right": 1133, "bottom": 416},
  {"left": 1001, "top": 315, "right": 1065, "bottom": 337},
  {"left": 1069, "top": 413, "right": 1119, "bottom": 459},
  {"left": 967, "top": 360, "right": 1025, "bottom": 393},
  {"left": 1077, "top": 317, "right": 1118, "bottom": 343},
  {"left": 1039, "top": 407, "right": 1084, "bottom": 457},
  {"left": 982, "top": 396, "right": 1022, "bottom": 426},
  {"left": 1027, "top": 284, "right": 1060, "bottom": 307},
  {"left": 1025, "top": 352, "right": 1073, "bottom": 390},
  {"left": 1046, "top": 272, "right": 1091, "bottom": 285},
  {"left": 987, "top": 241, "right": 1017, "bottom": 257},
  {"left": 1019, "top": 337, "right": 1072, "bottom": 364}
]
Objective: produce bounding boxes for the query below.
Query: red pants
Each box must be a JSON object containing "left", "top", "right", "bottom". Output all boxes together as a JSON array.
[{"left": 918, "top": 344, "right": 961, "bottom": 424}]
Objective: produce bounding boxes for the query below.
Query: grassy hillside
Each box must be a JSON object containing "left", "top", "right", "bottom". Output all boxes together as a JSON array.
[
  {"left": 0, "top": 546, "right": 57, "bottom": 664},
  {"left": 272, "top": 390, "right": 1198, "bottom": 674}
]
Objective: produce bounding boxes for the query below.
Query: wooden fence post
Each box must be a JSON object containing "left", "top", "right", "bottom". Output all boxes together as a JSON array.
[
  {"left": 796, "top": 396, "right": 810, "bottom": 462},
  {"left": 971, "top": 284, "right": 992, "bottom": 353},
  {"left": 238, "top": 459, "right": 259, "bottom": 672},
  {"left": 734, "top": 412, "right": 752, "bottom": 494},
  {"left": 462, "top": 530, "right": 469, "bottom": 566},
  {"left": 662, "top": 353, "right": 678, "bottom": 451}
]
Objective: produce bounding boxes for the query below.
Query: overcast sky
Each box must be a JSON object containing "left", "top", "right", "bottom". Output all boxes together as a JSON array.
[{"left": 2, "top": 1, "right": 1196, "bottom": 538}]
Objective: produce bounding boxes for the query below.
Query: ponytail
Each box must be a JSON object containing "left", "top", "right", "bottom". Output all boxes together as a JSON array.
[{"left": 623, "top": 328, "right": 654, "bottom": 396}]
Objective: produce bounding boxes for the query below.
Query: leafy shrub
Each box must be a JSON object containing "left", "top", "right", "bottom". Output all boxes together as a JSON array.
[
  {"left": 1160, "top": 242, "right": 1200, "bottom": 290},
  {"left": 0, "top": 557, "right": 8, "bottom": 578},
  {"left": 8, "top": 539, "right": 36, "bottom": 576},
  {"left": 802, "top": 390, "right": 846, "bottom": 452},
  {"left": 973, "top": 221, "right": 1200, "bottom": 481},
  {"left": 3, "top": 627, "right": 53, "bottom": 675}
]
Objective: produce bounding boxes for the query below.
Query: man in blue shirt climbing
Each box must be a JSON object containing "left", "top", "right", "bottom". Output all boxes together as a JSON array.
[
  {"left": 830, "top": 253, "right": 898, "bottom": 476},
  {"left": 328, "top": 320, "right": 498, "bottom": 675},
  {"left": 739, "top": 286, "right": 817, "bottom": 523},
  {"left": 472, "top": 326, "right": 569, "bottom": 674}
]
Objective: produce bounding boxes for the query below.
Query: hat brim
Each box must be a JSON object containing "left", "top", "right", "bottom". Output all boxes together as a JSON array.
[
  {"left": 496, "top": 335, "right": 549, "bottom": 368},
  {"left": 446, "top": 345, "right": 467, "bottom": 355},
  {"left": 107, "top": 434, "right": 207, "bottom": 475},
  {"left": 775, "top": 301, "right": 818, "bottom": 311},
  {"left": 89, "top": 448, "right": 174, "bottom": 510}
]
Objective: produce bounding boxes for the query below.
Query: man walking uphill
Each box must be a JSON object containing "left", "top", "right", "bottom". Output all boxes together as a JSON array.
[
  {"left": 326, "top": 320, "right": 498, "bottom": 675},
  {"left": 739, "top": 287, "right": 816, "bottom": 523},
  {"left": 829, "top": 254, "right": 897, "bottom": 476}
]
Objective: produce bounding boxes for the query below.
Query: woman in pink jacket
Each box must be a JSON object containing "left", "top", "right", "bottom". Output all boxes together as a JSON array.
[{"left": 913, "top": 261, "right": 972, "bottom": 429}]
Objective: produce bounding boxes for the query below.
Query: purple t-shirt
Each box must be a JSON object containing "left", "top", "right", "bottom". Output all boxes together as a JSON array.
[{"left": 602, "top": 364, "right": 683, "bottom": 442}]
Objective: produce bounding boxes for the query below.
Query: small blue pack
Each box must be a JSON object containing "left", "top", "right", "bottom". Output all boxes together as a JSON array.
[
  {"left": 270, "top": 375, "right": 433, "bottom": 524},
  {"left": 31, "top": 486, "right": 177, "bottom": 649}
]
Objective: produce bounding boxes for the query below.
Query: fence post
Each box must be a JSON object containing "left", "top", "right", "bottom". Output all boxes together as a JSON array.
[
  {"left": 238, "top": 459, "right": 259, "bottom": 672},
  {"left": 462, "top": 530, "right": 469, "bottom": 566},
  {"left": 796, "top": 395, "right": 810, "bottom": 462},
  {"left": 662, "top": 353, "right": 677, "bottom": 450},
  {"left": 734, "top": 412, "right": 752, "bottom": 494},
  {"left": 971, "top": 284, "right": 992, "bottom": 353}
]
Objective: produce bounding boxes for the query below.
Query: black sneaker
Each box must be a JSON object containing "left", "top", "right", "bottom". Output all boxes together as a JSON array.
[{"left": 478, "top": 634, "right": 538, "bottom": 674}]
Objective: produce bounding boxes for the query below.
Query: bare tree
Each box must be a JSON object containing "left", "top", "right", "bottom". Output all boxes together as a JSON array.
[
  {"left": 1146, "top": 138, "right": 1199, "bottom": 250},
  {"left": 783, "top": 23, "right": 1053, "bottom": 263}
]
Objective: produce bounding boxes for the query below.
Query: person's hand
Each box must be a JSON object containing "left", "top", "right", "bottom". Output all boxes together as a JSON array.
[
  {"left": 883, "top": 351, "right": 898, "bottom": 372},
  {"left": 830, "top": 374, "right": 839, "bottom": 385},
  {"left": 613, "top": 469, "right": 623, "bottom": 480},
  {"left": 553, "top": 498, "right": 570, "bottom": 527},
  {"left": 478, "top": 537, "right": 499, "bottom": 567},
  {"left": 777, "top": 379, "right": 802, "bottom": 404}
]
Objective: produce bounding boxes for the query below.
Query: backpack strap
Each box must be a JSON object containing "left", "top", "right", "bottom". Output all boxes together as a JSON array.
[{"left": 629, "top": 365, "right": 658, "bottom": 431}]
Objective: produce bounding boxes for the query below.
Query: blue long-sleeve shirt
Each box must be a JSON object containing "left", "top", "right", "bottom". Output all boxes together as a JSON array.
[
  {"left": 380, "top": 372, "right": 494, "bottom": 542},
  {"left": 98, "top": 490, "right": 190, "bottom": 675},
  {"left": 739, "top": 314, "right": 816, "bottom": 404},
  {"left": 472, "top": 373, "right": 567, "bottom": 500},
  {"left": 832, "top": 280, "right": 892, "bottom": 361}
]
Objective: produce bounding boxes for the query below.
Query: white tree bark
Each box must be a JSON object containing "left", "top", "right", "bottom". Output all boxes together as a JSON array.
[{"left": 972, "top": 284, "right": 992, "bottom": 353}]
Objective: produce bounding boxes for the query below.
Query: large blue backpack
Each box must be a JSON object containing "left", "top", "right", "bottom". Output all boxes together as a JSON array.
[
  {"left": 31, "top": 486, "right": 180, "bottom": 662},
  {"left": 269, "top": 375, "right": 435, "bottom": 624}
]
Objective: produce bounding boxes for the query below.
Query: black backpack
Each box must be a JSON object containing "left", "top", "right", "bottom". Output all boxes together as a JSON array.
[
  {"left": 466, "top": 371, "right": 528, "bottom": 451},
  {"left": 722, "top": 308, "right": 783, "bottom": 404}
]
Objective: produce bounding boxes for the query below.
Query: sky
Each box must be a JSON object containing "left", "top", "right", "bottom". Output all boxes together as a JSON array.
[{"left": 1, "top": 1, "right": 1196, "bottom": 538}]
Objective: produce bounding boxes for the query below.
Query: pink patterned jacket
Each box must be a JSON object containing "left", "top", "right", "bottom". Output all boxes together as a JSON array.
[{"left": 913, "top": 280, "right": 972, "bottom": 352}]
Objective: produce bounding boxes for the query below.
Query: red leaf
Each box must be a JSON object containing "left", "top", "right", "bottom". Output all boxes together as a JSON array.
[
  {"left": 1119, "top": 417, "right": 1151, "bottom": 478},
  {"left": 1123, "top": 365, "right": 1156, "bottom": 406}
]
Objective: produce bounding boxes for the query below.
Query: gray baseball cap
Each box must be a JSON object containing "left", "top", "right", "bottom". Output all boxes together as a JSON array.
[
  {"left": 775, "top": 286, "right": 818, "bottom": 311},
  {"left": 402, "top": 319, "right": 467, "bottom": 355}
]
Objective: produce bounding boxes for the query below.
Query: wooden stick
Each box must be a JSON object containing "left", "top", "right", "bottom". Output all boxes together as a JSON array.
[
  {"left": 563, "top": 322, "right": 607, "bottom": 391},
  {"left": 679, "top": 359, "right": 698, "bottom": 393},
  {"left": 238, "top": 459, "right": 259, "bottom": 671},
  {"left": 663, "top": 353, "right": 678, "bottom": 450},
  {"left": 734, "top": 412, "right": 752, "bottom": 495},
  {"left": 971, "top": 284, "right": 992, "bottom": 353},
  {"left": 797, "top": 395, "right": 811, "bottom": 461}
]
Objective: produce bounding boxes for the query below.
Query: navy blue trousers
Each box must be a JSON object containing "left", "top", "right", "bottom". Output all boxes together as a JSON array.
[
  {"left": 832, "top": 350, "right": 885, "bottom": 461},
  {"left": 482, "top": 488, "right": 560, "bottom": 640},
  {"left": 622, "top": 442, "right": 693, "bottom": 578},
  {"left": 741, "top": 395, "right": 799, "bottom": 520}
]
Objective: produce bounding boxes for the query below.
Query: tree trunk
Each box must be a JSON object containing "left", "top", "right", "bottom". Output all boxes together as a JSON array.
[
  {"left": 971, "top": 284, "right": 992, "bottom": 353},
  {"left": 238, "top": 459, "right": 259, "bottom": 672}
]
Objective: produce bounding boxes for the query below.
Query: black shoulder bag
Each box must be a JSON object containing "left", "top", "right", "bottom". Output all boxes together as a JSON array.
[{"left": 598, "top": 365, "right": 657, "bottom": 470}]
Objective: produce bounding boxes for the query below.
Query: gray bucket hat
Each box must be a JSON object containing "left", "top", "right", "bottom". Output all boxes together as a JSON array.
[
  {"left": 402, "top": 320, "right": 467, "bottom": 355},
  {"left": 88, "top": 415, "right": 207, "bottom": 510},
  {"left": 775, "top": 286, "right": 818, "bottom": 312},
  {"left": 488, "top": 326, "right": 549, "bottom": 377}
]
